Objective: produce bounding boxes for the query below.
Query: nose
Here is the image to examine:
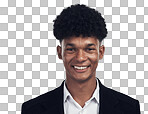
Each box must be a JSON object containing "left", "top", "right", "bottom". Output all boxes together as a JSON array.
[{"left": 75, "top": 49, "right": 87, "bottom": 62}]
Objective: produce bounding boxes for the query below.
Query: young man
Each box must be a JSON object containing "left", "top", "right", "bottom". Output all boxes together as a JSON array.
[{"left": 21, "top": 4, "right": 140, "bottom": 114}]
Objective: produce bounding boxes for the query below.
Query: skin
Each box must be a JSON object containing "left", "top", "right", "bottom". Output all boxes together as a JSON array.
[{"left": 57, "top": 36, "right": 105, "bottom": 107}]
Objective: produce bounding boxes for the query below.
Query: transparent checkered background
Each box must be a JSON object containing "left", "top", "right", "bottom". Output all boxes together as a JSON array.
[{"left": 0, "top": 0, "right": 148, "bottom": 113}]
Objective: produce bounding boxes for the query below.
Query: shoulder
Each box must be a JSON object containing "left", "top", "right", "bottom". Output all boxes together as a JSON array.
[
  {"left": 98, "top": 79, "right": 139, "bottom": 105},
  {"left": 107, "top": 86, "right": 139, "bottom": 104},
  {"left": 23, "top": 87, "right": 58, "bottom": 105},
  {"left": 102, "top": 84, "right": 140, "bottom": 113},
  {"left": 21, "top": 82, "right": 64, "bottom": 114}
]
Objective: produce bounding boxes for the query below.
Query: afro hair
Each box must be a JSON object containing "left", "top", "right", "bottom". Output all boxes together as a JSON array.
[{"left": 53, "top": 4, "right": 108, "bottom": 43}]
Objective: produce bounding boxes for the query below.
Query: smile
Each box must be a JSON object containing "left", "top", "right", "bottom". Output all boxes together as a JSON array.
[
  {"left": 72, "top": 65, "right": 90, "bottom": 72},
  {"left": 74, "top": 66, "right": 88, "bottom": 70}
]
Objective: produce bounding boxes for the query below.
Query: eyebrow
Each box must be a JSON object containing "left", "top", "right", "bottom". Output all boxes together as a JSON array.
[
  {"left": 65, "top": 43, "right": 96, "bottom": 47},
  {"left": 66, "top": 43, "right": 75, "bottom": 47},
  {"left": 87, "top": 44, "right": 96, "bottom": 47}
]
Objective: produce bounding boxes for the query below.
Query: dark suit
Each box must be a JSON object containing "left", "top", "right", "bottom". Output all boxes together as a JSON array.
[{"left": 21, "top": 78, "right": 140, "bottom": 114}]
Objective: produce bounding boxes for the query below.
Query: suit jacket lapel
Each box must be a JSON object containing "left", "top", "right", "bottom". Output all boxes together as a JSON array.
[{"left": 97, "top": 78, "right": 124, "bottom": 114}]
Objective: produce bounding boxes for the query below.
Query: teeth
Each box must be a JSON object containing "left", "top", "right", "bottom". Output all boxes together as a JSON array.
[{"left": 74, "top": 66, "right": 87, "bottom": 70}]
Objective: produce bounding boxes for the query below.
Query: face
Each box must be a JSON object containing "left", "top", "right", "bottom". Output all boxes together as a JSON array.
[{"left": 57, "top": 36, "right": 105, "bottom": 83}]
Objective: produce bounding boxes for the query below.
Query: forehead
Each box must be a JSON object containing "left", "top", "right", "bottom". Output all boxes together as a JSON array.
[{"left": 61, "top": 36, "right": 100, "bottom": 47}]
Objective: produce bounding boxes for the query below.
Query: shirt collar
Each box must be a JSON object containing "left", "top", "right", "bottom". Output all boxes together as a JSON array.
[
  {"left": 64, "top": 80, "right": 71, "bottom": 102},
  {"left": 64, "top": 78, "right": 99, "bottom": 104}
]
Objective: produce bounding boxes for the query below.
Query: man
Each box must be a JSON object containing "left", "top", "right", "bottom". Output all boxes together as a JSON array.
[{"left": 21, "top": 4, "right": 140, "bottom": 114}]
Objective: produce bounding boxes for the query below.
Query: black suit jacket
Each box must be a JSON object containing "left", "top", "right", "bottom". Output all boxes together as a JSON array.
[{"left": 21, "top": 78, "right": 140, "bottom": 114}]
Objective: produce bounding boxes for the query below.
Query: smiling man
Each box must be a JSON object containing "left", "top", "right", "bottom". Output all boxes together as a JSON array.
[{"left": 21, "top": 4, "right": 140, "bottom": 114}]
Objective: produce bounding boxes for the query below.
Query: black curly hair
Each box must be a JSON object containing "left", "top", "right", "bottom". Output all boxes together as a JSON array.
[{"left": 53, "top": 4, "right": 108, "bottom": 43}]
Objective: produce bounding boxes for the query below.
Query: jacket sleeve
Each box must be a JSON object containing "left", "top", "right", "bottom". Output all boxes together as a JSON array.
[{"left": 136, "top": 100, "right": 141, "bottom": 114}]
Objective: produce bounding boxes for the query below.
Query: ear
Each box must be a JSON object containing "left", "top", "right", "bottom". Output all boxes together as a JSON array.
[
  {"left": 57, "top": 45, "right": 62, "bottom": 59},
  {"left": 99, "top": 45, "right": 105, "bottom": 60}
]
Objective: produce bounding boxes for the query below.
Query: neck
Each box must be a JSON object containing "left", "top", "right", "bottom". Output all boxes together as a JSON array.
[{"left": 65, "top": 76, "right": 97, "bottom": 105}]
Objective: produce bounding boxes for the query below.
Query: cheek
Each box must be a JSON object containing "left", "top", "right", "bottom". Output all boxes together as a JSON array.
[
  {"left": 63, "top": 53, "right": 74, "bottom": 65},
  {"left": 90, "top": 54, "right": 99, "bottom": 70},
  {"left": 88, "top": 53, "right": 99, "bottom": 62}
]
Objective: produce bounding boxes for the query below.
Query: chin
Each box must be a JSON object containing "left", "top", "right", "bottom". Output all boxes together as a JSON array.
[{"left": 72, "top": 74, "right": 93, "bottom": 83}]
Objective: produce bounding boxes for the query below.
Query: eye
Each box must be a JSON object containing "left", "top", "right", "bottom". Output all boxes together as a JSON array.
[
  {"left": 86, "top": 48, "right": 95, "bottom": 51},
  {"left": 66, "top": 48, "right": 75, "bottom": 51}
]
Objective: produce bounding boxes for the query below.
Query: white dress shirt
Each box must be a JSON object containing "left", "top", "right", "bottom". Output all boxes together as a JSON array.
[{"left": 63, "top": 78, "right": 99, "bottom": 114}]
